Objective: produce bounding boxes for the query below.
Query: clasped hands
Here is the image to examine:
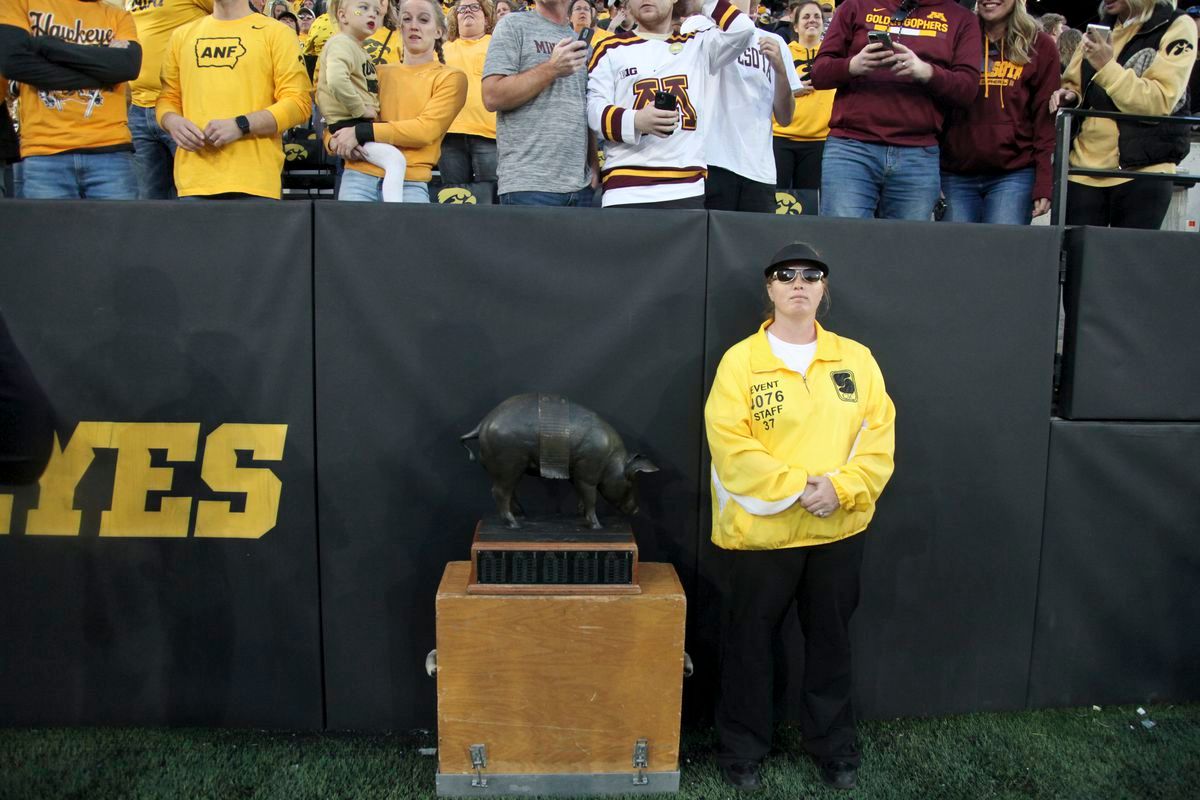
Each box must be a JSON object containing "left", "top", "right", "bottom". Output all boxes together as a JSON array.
[{"left": 800, "top": 475, "right": 840, "bottom": 518}]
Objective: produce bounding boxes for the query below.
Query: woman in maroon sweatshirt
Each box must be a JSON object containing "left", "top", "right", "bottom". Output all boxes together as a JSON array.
[
  {"left": 810, "top": 0, "right": 981, "bottom": 219},
  {"left": 939, "top": 0, "right": 1059, "bottom": 224}
]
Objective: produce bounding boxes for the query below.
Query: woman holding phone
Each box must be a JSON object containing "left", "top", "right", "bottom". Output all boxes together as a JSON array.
[
  {"left": 1049, "top": 0, "right": 1196, "bottom": 228},
  {"left": 707, "top": 243, "right": 895, "bottom": 792},
  {"left": 772, "top": 0, "right": 835, "bottom": 193},
  {"left": 938, "top": 0, "right": 1060, "bottom": 224}
]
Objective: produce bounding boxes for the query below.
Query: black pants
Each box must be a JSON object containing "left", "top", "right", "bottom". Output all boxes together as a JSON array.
[
  {"left": 438, "top": 133, "right": 498, "bottom": 184},
  {"left": 716, "top": 533, "right": 866, "bottom": 768},
  {"left": 773, "top": 137, "right": 825, "bottom": 191},
  {"left": 705, "top": 166, "right": 776, "bottom": 213},
  {"left": 1065, "top": 178, "right": 1173, "bottom": 229}
]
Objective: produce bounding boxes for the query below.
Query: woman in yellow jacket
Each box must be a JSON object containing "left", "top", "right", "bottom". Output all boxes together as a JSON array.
[
  {"left": 705, "top": 242, "right": 895, "bottom": 793},
  {"left": 329, "top": 0, "right": 468, "bottom": 200},
  {"left": 1049, "top": 0, "right": 1197, "bottom": 228}
]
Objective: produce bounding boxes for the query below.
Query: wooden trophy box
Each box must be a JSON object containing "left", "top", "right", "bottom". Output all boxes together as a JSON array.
[{"left": 434, "top": 561, "right": 686, "bottom": 796}]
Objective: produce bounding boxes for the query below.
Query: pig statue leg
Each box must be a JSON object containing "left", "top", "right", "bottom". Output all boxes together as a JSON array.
[
  {"left": 573, "top": 479, "right": 602, "bottom": 529},
  {"left": 491, "top": 481, "right": 520, "bottom": 528}
]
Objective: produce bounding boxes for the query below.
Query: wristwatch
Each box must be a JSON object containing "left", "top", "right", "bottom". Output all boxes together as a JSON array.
[{"left": 235, "top": 115, "right": 250, "bottom": 135}]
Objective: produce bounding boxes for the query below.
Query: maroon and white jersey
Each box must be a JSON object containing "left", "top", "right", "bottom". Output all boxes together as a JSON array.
[{"left": 586, "top": 0, "right": 754, "bottom": 206}]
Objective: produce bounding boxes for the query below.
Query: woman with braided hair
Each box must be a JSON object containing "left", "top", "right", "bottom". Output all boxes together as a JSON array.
[{"left": 330, "top": 0, "right": 467, "bottom": 200}]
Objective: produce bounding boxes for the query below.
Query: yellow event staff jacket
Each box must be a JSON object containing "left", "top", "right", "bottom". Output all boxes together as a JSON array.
[{"left": 705, "top": 320, "right": 896, "bottom": 551}]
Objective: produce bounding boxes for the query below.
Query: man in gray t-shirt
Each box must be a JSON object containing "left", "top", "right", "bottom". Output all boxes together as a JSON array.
[{"left": 482, "top": 0, "right": 594, "bottom": 205}]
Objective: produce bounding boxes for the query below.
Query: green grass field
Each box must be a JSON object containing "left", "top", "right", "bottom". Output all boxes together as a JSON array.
[{"left": 2, "top": 704, "right": 1197, "bottom": 800}]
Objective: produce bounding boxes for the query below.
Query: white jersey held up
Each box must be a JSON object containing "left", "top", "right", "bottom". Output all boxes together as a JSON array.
[
  {"left": 706, "top": 28, "right": 802, "bottom": 185},
  {"left": 586, "top": 0, "right": 755, "bottom": 206}
]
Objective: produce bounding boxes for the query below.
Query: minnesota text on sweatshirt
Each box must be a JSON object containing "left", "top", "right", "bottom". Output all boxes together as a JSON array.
[
  {"left": 940, "top": 30, "right": 1060, "bottom": 201},
  {"left": 810, "top": 0, "right": 982, "bottom": 147}
]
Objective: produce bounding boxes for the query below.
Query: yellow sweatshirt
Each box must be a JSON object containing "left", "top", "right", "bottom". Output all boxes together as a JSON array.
[
  {"left": 1061, "top": 13, "right": 1196, "bottom": 187},
  {"left": 705, "top": 320, "right": 895, "bottom": 551},
  {"left": 316, "top": 32, "right": 379, "bottom": 123},
  {"left": 772, "top": 41, "right": 834, "bottom": 142},
  {"left": 0, "top": 0, "right": 138, "bottom": 156},
  {"left": 347, "top": 59, "right": 467, "bottom": 182},
  {"left": 158, "top": 14, "right": 313, "bottom": 198},
  {"left": 443, "top": 35, "right": 496, "bottom": 139},
  {"left": 127, "top": 0, "right": 213, "bottom": 108}
]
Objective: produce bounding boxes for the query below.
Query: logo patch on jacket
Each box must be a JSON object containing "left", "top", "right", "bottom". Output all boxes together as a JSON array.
[
  {"left": 1165, "top": 39, "right": 1194, "bottom": 57},
  {"left": 831, "top": 370, "right": 858, "bottom": 402}
]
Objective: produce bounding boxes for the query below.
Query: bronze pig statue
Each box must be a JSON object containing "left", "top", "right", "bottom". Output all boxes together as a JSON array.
[{"left": 461, "top": 394, "right": 658, "bottom": 529}]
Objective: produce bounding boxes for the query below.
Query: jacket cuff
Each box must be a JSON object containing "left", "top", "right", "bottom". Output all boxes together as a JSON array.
[
  {"left": 355, "top": 122, "right": 376, "bottom": 144},
  {"left": 829, "top": 475, "right": 853, "bottom": 509}
]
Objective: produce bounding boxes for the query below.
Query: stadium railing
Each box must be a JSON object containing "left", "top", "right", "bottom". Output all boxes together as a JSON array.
[{"left": 1050, "top": 106, "right": 1200, "bottom": 227}]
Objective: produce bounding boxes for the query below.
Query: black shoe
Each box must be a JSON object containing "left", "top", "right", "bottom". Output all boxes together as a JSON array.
[
  {"left": 819, "top": 760, "right": 857, "bottom": 790},
  {"left": 719, "top": 761, "right": 763, "bottom": 792}
]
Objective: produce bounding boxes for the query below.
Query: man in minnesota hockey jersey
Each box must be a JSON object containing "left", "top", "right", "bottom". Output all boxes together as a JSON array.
[{"left": 586, "top": 0, "right": 754, "bottom": 208}]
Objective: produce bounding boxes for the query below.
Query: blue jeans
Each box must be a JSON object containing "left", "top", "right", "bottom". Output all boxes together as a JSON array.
[
  {"left": 499, "top": 187, "right": 594, "bottom": 207},
  {"left": 19, "top": 151, "right": 137, "bottom": 200},
  {"left": 128, "top": 104, "right": 177, "bottom": 199},
  {"left": 337, "top": 168, "right": 430, "bottom": 202},
  {"left": 940, "top": 168, "right": 1034, "bottom": 225},
  {"left": 819, "top": 136, "right": 940, "bottom": 220}
]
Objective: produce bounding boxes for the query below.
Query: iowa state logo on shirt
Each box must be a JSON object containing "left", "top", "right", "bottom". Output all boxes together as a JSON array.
[{"left": 196, "top": 37, "right": 248, "bottom": 69}]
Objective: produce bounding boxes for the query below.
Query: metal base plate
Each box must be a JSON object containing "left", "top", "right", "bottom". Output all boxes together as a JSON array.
[{"left": 436, "top": 771, "right": 680, "bottom": 797}]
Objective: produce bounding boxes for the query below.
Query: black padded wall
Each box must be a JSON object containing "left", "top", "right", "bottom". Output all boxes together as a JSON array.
[
  {"left": 313, "top": 203, "right": 709, "bottom": 730},
  {"left": 1028, "top": 420, "right": 1200, "bottom": 708},
  {"left": 1060, "top": 226, "right": 1200, "bottom": 420},
  {"left": 0, "top": 201, "right": 323, "bottom": 728},
  {"left": 700, "top": 214, "right": 1062, "bottom": 720}
]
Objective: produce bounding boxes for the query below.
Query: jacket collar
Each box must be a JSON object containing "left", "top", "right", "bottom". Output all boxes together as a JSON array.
[{"left": 749, "top": 319, "right": 842, "bottom": 374}]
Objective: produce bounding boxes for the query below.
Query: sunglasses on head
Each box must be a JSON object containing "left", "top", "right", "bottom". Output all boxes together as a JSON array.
[{"left": 771, "top": 266, "right": 824, "bottom": 284}]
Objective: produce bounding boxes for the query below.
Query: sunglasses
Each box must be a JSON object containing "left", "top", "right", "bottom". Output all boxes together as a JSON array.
[{"left": 771, "top": 266, "right": 824, "bottom": 284}]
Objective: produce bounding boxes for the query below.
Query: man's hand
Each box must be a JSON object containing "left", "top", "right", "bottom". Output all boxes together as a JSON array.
[
  {"left": 1048, "top": 88, "right": 1078, "bottom": 113},
  {"left": 759, "top": 36, "right": 788, "bottom": 76},
  {"left": 634, "top": 105, "right": 678, "bottom": 138},
  {"left": 203, "top": 118, "right": 243, "bottom": 148},
  {"left": 848, "top": 42, "right": 896, "bottom": 77},
  {"left": 799, "top": 475, "right": 840, "bottom": 518},
  {"left": 1032, "top": 197, "right": 1051, "bottom": 218},
  {"left": 889, "top": 41, "right": 932, "bottom": 82},
  {"left": 161, "top": 113, "right": 206, "bottom": 152},
  {"left": 795, "top": 80, "right": 815, "bottom": 97},
  {"left": 546, "top": 38, "right": 587, "bottom": 78},
  {"left": 330, "top": 126, "right": 362, "bottom": 159}
]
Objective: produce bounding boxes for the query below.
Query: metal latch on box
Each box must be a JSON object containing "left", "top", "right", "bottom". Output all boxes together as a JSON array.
[
  {"left": 470, "top": 744, "right": 488, "bottom": 788},
  {"left": 632, "top": 738, "right": 649, "bottom": 786}
]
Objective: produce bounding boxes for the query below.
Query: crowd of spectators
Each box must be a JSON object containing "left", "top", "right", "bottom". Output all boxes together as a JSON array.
[{"left": 0, "top": 0, "right": 1197, "bottom": 227}]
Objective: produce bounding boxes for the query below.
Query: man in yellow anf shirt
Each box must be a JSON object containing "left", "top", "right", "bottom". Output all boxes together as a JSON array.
[{"left": 157, "top": 0, "right": 312, "bottom": 199}]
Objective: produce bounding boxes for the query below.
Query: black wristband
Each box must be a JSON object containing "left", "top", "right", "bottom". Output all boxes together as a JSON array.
[
  {"left": 235, "top": 115, "right": 250, "bottom": 135},
  {"left": 354, "top": 122, "right": 376, "bottom": 144}
]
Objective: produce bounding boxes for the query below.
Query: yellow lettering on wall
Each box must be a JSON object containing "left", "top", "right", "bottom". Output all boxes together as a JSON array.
[
  {"left": 0, "top": 494, "right": 11, "bottom": 534},
  {"left": 26, "top": 423, "right": 110, "bottom": 536},
  {"left": 194, "top": 423, "right": 288, "bottom": 539},
  {"left": 99, "top": 422, "right": 200, "bottom": 538}
]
